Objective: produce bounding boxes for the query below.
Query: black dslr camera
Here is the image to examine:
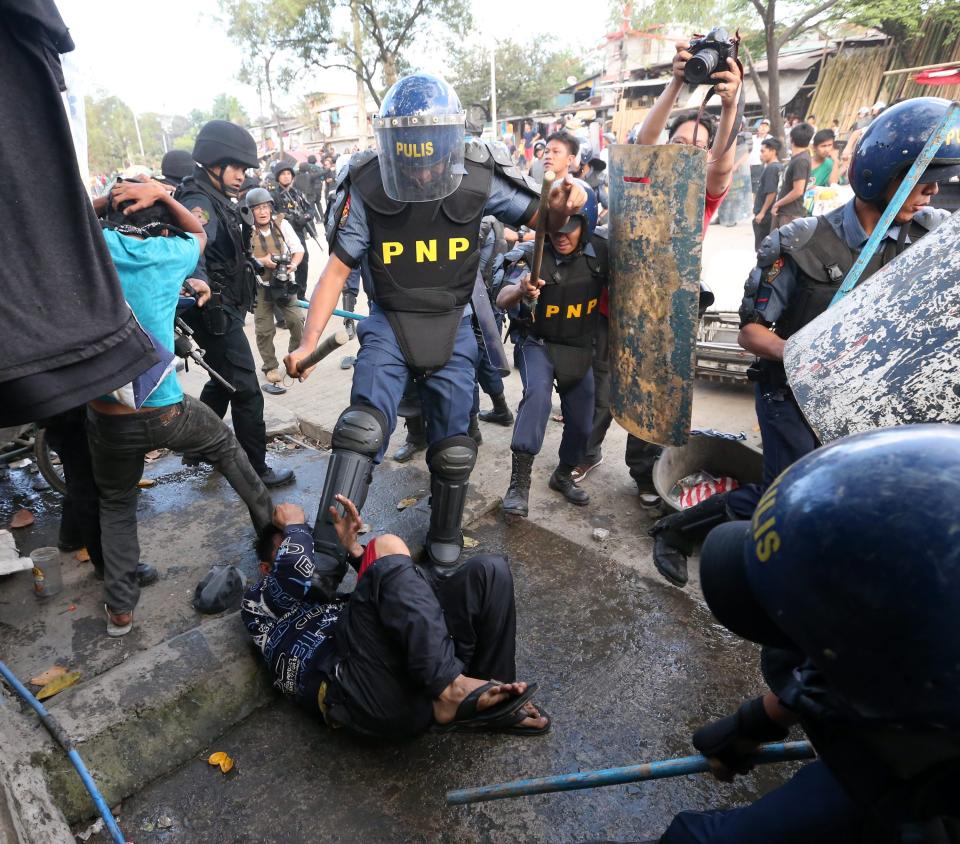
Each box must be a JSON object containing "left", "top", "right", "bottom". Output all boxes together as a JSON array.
[
  {"left": 270, "top": 255, "right": 296, "bottom": 305},
  {"left": 684, "top": 27, "right": 736, "bottom": 86}
]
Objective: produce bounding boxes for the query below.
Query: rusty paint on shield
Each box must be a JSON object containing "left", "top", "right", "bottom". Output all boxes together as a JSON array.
[
  {"left": 785, "top": 209, "right": 960, "bottom": 442},
  {"left": 607, "top": 144, "right": 707, "bottom": 446}
]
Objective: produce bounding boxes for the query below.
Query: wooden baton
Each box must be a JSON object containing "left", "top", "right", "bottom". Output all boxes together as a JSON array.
[
  {"left": 296, "top": 330, "right": 350, "bottom": 374},
  {"left": 526, "top": 169, "right": 556, "bottom": 320}
]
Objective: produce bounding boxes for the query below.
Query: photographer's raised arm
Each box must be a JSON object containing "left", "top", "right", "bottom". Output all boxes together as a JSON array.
[
  {"left": 638, "top": 42, "right": 691, "bottom": 145},
  {"left": 706, "top": 57, "right": 744, "bottom": 198}
]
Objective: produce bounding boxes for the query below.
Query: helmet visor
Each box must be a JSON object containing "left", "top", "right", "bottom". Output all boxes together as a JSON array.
[{"left": 374, "top": 114, "right": 466, "bottom": 202}]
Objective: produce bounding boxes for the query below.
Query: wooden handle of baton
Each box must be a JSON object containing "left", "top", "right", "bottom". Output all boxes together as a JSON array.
[
  {"left": 297, "top": 330, "right": 350, "bottom": 373},
  {"left": 528, "top": 170, "right": 556, "bottom": 304}
]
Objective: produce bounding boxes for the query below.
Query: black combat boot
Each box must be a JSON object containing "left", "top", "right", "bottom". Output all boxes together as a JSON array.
[
  {"left": 478, "top": 393, "right": 514, "bottom": 426},
  {"left": 468, "top": 413, "right": 483, "bottom": 446},
  {"left": 502, "top": 452, "right": 534, "bottom": 517},
  {"left": 648, "top": 492, "right": 730, "bottom": 588},
  {"left": 392, "top": 415, "right": 427, "bottom": 463},
  {"left": 549, "top": 463, "right": 590, "bottom": 505}
]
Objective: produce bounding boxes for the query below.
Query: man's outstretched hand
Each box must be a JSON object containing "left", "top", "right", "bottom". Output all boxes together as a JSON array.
[
  {"left": 284, "top": 345, "right": 315, "bottom": 381},
  {"left": 547, "top": 173, "right": 587, "bottom": 219},
  {"left": 329, "top": 494, "right": 364, "bottom": 559}
]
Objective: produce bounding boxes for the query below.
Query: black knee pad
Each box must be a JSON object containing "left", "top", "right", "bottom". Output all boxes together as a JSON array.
[
  {"left": 331, "top": 404, "right": 387, "bottom": 457},
  {"left": 426, "top": 435, "right": 478, "bottom": 481}
]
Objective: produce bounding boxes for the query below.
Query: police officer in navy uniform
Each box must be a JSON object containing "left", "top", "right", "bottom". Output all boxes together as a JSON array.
[
  {"left": 285, "top": 72, "right": 586, "bottom": 583},
  {"left": 659, "top": 425, "right": 960, "bottom": 843},
  {"left": 176, "top": 120, "right": 294, "bottom": 487},
  {"left": 649, "top": 97, "right": 960, "bottom": 588},
  {"left": 271, "top": 161, "right": 314, "bottom": 301},
  {"left": 497, "top": 181, "right": 604, "bottom": 517}
]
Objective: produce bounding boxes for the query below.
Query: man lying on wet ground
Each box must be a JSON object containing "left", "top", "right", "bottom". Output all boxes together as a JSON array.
[{"left": 242, "top": 496, "right": 549, "bottom": 738}]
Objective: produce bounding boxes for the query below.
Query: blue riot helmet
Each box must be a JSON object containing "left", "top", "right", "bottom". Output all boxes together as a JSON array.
[
  {"left": 849, "top": 97, "right": 960, "bottom": 205},
  {"left": 372, "top": 72, "right": 466, "bottom": 202},
  {"left": 700, "top": 425, "right": 960, "bottom": 728},
  {"left": 555, "top": 179, "right": 597, "bottom": 244}
]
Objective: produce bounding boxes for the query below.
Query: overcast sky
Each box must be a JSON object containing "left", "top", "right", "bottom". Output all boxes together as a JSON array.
[{"left": 56, "top": 0, "right": 609, "bottom": 117}]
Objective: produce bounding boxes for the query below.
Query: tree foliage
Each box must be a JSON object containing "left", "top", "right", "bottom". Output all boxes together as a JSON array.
[
  {"left": 448, "top": 39, "right": 586, "bottom": 119},
  {"left": 288, "top": 0, "right": 473, "bottom": 107}
]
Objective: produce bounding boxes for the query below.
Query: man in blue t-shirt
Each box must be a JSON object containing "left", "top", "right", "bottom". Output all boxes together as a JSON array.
[{"left": 87, "top": 180, "right": 273, "bottom": 637}]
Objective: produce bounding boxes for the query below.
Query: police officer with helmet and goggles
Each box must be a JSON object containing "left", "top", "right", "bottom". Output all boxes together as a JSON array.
[
  {"left": 648, "top": 96, "right": 960, "bottom": 590},
  {"left": 496, "top": 180, "right": 606, "bottom": 519},
  {"left": 176, "top": 119, "right": 295, "bottom": 487},
  {"left": 659, "top": 424, "right": 960, "bottom": 843},
  {"left": 286, "top": 72, "right": 587, "bottom": 589}
]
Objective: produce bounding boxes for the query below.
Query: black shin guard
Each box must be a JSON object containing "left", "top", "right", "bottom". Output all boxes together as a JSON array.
[
  {"left": 425, "top": 435, "right": 478, "bottom": 571},
  {"left": 312, "top": 405, "right": 386, "bottom": 587}
]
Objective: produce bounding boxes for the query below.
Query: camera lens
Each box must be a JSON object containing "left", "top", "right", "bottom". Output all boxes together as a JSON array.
[{"left": 685, "top": 48, "right": 720, "bottom": 85}]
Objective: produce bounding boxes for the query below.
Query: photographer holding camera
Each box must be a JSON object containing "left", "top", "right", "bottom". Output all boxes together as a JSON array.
[
  {"left": 576, "top": 31, "right": 742, "bottom": 496},
  {"left": 637, "top": 29, "right": 744, "bottom": 210},
  {"left": 271, "top": 162, "right": 314, "bottom": 302},
  {"left": 245, "top": 187, "right": 306, "bottom": 392}
]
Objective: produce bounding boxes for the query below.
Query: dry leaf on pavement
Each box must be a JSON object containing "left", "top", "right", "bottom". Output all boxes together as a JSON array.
[
  {"left": 36, "top": 671, "right": 81, "bottom": 700},
  {"left": 74, "top": 548, "right": 90, "bottom": 562},
  {"left": 9, "top": 509, "right": 34, "bottom": 529},
  {"left": 30, "top": 665, "right": 67, "bottom": 687},
  {"left": 396, "top": 497, "right": 418, "bottom": 510},
  {"left": 462, "top": 536, "right": 479, "bottom": 549},
  {"left": 207, "top": 751, "right": 234, "bottom": 773},
  {"left": 137, "top": 479, "right": 156, "bottom": 489}
]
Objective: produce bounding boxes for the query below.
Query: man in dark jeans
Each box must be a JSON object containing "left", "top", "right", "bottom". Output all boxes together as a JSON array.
[
  {"left": 245, "top": 496, "right": 549, "bottom": 738},
  {"left": 771, "top": 123, "right": 814, "bottom": 228},
  {"left": 87, "top": 179, "right": 272, "bottom": 636},
  {"left": 752, "top": 137, "right": 783, "bottom": 250}
]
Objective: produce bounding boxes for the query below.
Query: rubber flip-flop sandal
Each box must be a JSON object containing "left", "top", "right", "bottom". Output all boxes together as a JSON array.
[
  {"left": 439, "top": 682, "right": 540, "bottom": 732},
  {"left": 495, "top": 704, "right": 551, "bottom": 736}
]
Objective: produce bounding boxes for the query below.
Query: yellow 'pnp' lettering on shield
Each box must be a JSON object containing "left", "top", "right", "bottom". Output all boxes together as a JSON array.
[
  {"left": 415, "top": 240, "right": 437, "bottom": 263},
  {"left": 545, "top": 305, "right": 560, "bottom": 318},
  {"left": 448, "top": 238, "right": 469, "bottom": 260},
  {"left": 566, "top": 303, "right": 582, "bottom": 319},
  {"left": 587, "top": 298, "right": 598, "bottom": 314},
  {"left": 755, "top": 530, "right": 781, "bottom": 562},
  {"left": 382, "top": 242, "right": 403, "bottom": 264}
]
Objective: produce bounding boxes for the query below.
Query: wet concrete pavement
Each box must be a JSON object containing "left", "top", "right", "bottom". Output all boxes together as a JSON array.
[{"left": 80, "top": 513, "right": 793, "bottom": 844}]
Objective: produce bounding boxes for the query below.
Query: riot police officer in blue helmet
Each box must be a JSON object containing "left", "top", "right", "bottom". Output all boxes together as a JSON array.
[
  {"left": 496, "top": 180, "right": 604, "bottom": 518},
  {"left": 649, "top": 96, "right": 959, "bottom": 590},
  {"left": 659, "top": 424, "right": 960, "bottom": 843},
  {"left": 285, "top": 71, "right": 587, "bottom": 585}
]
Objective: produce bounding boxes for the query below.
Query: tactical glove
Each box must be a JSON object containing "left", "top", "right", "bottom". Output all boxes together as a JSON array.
[{"left": 692, "top": 696, "right": 789, "bottom": 781}]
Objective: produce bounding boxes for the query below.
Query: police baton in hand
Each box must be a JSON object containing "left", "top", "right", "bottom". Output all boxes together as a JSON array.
[
  {"left": 527, "top": 170, "right": 556, "bottom": 320},
  {"left": 295, "top": 330, "right": 350, "bottom": 375}
]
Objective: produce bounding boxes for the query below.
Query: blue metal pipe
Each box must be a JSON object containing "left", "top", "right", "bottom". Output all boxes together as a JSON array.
[
  {"left": 446, "top": 740, "right": 815, "bottom": 805},
  {"left": 297, "top": 299, "right": 366, "bottom": 321},
  {"left": 831, "top": 100, "right": 960, "bottom": 305},
  {"left": 0, "top": 660, "right": 126, "bottom": 844}
]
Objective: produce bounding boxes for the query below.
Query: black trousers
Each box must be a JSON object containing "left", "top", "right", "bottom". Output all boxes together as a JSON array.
[
  {"left": 753, "top": 215, "right": 773, "bottom": 251},
  {"left": 42, "top": 407, "right": 104, "bottom": 574},
  {"left": 180, "top": 308, "right": 268, "bottom": 474},
  {"left": 293, "top": 229, "right": 309, "bottom": 301},
  {"left": 329, "top": 553, "right": 517, "bottom": 738},
  {"left": 86, "top": 395, "right": 273, "bottom": 612}
]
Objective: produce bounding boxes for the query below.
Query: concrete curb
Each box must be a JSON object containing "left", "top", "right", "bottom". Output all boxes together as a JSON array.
[
  {"left": 0, "top": 690, "right": 74, "bottom": 844},
  {"left": 37, "top": 615, "right": 274, "bottom": 824}
]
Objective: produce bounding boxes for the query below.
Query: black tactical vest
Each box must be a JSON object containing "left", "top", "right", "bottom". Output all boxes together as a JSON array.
[
  {"left": 176, "top": 174, "right": 256, "bottom": 311},
  {"left": 774, "top": 217, "right": 916, "bottom": 341},
  {"left": 532, "top": 241, "right": 607, "bottom": 389},
  {"left": 351, "top": 153, "right": 493, "bottom": 375}
]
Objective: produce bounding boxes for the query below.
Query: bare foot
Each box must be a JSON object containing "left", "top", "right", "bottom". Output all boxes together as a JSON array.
[
  {"left": 514, "top": 700, "right": 549, "bottom": 731},
  {"left": 433, "top": 675, "right": 528, "bottom": 725}
]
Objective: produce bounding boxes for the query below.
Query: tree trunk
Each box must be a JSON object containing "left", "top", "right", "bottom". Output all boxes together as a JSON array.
[
  {"left": 742, "top": 44, "right": 770, "bottom": 124},
  {"left": 351, "top": 0, "right": 369, "bottom": 145},
  {"left": 383, "top": 52, "right": 397, "bottom": 88},
  {"left": 765, "top": 13, "right": 785, "bottom": 145},
  {"left": 264, "top": 55, "right": 284, "bottom": 156}
]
